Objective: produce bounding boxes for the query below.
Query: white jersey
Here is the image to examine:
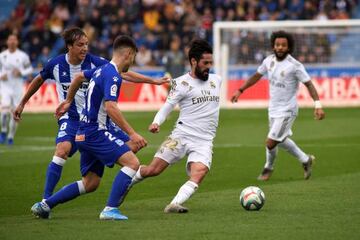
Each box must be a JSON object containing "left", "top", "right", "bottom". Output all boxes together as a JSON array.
[
  {"left": 257, "top": 54, "right": 310, "bottom": 117},
  {"left": 0, "top": 49, "right": 32, "bottom": 94},
  {"left": 166, "top": 73, "right": 222, "bottom": 141}
]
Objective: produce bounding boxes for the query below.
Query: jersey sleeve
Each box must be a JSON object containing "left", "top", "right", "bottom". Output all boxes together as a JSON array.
[
  {"left": 20, "top": 53, "right": 33, "bottom": 77},
  {"left": 295, "top": 63, "right": 311, "bottom": 83},
  {"left": 83, "top": 68, "right": 97, "bottom": 82},
  {"left": 165, "top": 78, "right": 186, "bottom": 105},
  {"left": 39, "top": 59, "right": 55, "bottom": 80},
  {"left": 103, "top": 67, "right": 122, "bottom": 101},
  {"left": 257, "top": 58, "right": 268, "bottom": 75}
]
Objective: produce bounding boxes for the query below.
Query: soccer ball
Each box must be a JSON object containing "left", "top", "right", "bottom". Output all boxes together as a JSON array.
[{"left": 240, "top": 186, "right": 265, "bottom": 211}]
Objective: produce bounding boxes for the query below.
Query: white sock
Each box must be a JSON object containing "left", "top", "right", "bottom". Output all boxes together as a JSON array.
[
  {"left": 170, "top": 181, "right": 198, "bottom": 205},
  {"left": 52, "top": 156, "right": 66, "bottom": 166},
  {"left": 278, "top": 138, "right": 308, "bottom": 163},
  {"left": 7, "top": 116, "right": 18, "bottom": 139},
  {"left": 1, "top": 112, "right": 9, "bottom": 132},
  {"left": 77, "top": 180, "right": 86, "bottom": 194},
  {"left": 131, "top": 166, "right": 144, "bottom": 185},
  {"left": 264, "top": 147, "right": 278, "bottom": 170}
]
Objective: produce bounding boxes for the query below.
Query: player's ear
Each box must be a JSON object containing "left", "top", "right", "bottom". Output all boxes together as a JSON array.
[{"left": 191, "top": 58, "right": 197, "bottom": 67}]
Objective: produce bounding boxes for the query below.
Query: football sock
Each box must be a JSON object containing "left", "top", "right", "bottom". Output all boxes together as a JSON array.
[
  {"left": 106, "top": 166, "right": 136, "bottom": 208},
  {"left": 264, "top": 147, "right": 278, "bottom": 169},
  {"left": 131, "top": 166, "right": 144, "bottom": 185},
  {"left": 170, "top": 181, "right": 198, "bottom": 205},
  {"left": 278, "top": 138, "right": 308, "bottom": 163},
  {"left": 45, "top": 180, "right": 86, "bottom": 209},
  {"left": 1, "top": 112, "right": 9, "bottom": 132},
  {"left": 43, "top": 156, "right": 66, "bottom": 199},
  {"left": 7, "top": 116, "right": 18, "bottom": 139}
]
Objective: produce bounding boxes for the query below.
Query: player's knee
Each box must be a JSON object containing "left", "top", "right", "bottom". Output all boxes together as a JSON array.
[
  {"left": 266, "top": 139, "right": 278, "bottom": 149},
  {"left": 55, "top": 143, "right": 72, "bottom": 159},
  {"left": 83, "top": 178, "right": 100, "bottom": 193}
]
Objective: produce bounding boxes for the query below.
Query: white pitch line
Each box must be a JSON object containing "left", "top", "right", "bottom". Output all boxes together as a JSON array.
[{"left": 1, "top": 142, "right": 359, "bottom": 153}]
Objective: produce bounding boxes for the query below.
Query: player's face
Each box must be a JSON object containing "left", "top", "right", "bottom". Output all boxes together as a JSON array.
[
  {"left": 68, "top": 35, "right": 89, "bottom": 61},
  {"left": 7, "top": 35, "right": 18, "bottom": 51},
  {"left": 194, "top": 53, "right": 213, "bottom": 81},
  {"left": 273, "top": 38, "right": 289, "bottom": 60}
]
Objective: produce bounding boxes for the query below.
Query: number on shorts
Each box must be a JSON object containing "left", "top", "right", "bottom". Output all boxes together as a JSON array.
[{"left": 60, "top": 122, "right": 67, "bottom": 130}]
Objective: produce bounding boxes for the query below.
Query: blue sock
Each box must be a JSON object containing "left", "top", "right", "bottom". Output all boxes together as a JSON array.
[
  {"left": 43, "top": 162, "right": 63, "bottom": 199},
  {"left": 45, "top": 181, "right": 85, "bottom": 209},
  {"left": 106, "top": 167, "right": 136, "bottom": 207}
]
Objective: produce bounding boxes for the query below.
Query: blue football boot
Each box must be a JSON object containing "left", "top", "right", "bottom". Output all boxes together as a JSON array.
[
  {"left": 0, "top": 132, "right": 6, "bottom": 144},
  {"left": 99, "top": 208, "right": 128, "bottom": 220},
  {"left": 31, "top": 202, "right": 50, "bottom": 219}
]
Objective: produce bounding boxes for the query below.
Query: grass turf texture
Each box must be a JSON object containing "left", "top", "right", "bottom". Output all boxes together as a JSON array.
[{"left": 0, "top": 108, "right": 359, "bottom": 240}]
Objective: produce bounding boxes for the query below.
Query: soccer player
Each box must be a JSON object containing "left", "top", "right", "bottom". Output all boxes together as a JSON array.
[
  {"left": 0, "top": 34, "right": 33, "bottom": 145},
  {"left": 231, "top": 30, "right": 325, "bottom": 181},
  {"left": 13, "top": 27, "right": 168, "bottom": 202},
  {"left": 31, "top": 35, "right": 145, "bottom": 220},
  {"left": 129, "top": 39, "right": 222, "bottom": 213}
]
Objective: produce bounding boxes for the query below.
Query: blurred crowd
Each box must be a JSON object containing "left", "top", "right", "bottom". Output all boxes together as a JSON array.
[{"left": 0, "top": 0, "right": 358, "bottom": 74}]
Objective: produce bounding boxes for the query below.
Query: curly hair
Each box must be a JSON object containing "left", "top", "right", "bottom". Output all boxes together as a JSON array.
[{"left": 270, "top": 30, "right": 294, "bottom": 54}]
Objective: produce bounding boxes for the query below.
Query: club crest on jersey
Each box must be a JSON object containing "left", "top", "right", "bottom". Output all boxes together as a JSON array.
[
  {"left": 110, "top": 84, "right": 117, "bottom": 96},
  {"left": 270, "top": 61, "right": 275, "bottom": 71},
  {"left": 280, "top": 71, "right": 285, "bottom": 77},
  {"left": 181, "top": 81, "right": 189, "bottom": 86},
  {"left": 210, "top": 81, "right": 216, "bottom": 89}
]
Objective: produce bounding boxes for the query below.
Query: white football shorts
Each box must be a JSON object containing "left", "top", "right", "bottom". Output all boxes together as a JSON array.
[
  {"left": 0, "top": 87, "right": 22, "bottom": 109},
  {"left": 154, "top": 132, "right": 213, "bottom": 175},
  {"left": 267, "top": 116, "right": 296, "bottom": 142}
]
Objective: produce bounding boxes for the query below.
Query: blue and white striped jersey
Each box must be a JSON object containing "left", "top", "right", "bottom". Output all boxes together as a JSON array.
[
  {"left": 40, "top": 53, "right": 108, "bottom": 120},
  {"left": 81, "top": 62, "right": 123, "bottom": 130}
]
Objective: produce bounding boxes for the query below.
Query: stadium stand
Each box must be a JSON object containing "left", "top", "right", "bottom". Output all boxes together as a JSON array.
[{"left": 0, "top": 0, "right": 359, "bottom": 68}]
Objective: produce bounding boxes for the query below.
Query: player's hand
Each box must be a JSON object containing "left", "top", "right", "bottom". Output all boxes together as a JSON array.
[
  {"left": 314, "top": 108, "right": 325, "bottom": 120},
  {"left": 13, "top": 104, "right": 24, "bottom": 122},
  {"left": 129, "top": 132, "right": 148, "bottom": 149},
  {"left": 149, "top": 123, "right": 160, "bottom": 133},
  {"left": 12, "top": 68, "right": 21, "bottom": 77},
  {"left": 55, "top": 101, "right": 71, "bottom": 119},
  {"left": 231, "top": 89, "right": 242, "bottom": 103},
  {"left": 153, "top": 76, "right": 171, "bottom": 85}
]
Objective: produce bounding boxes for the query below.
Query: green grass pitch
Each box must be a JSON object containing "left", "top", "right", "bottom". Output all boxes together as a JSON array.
[{"left": 0, "top": 108, "right": 359, "bottom": 240}]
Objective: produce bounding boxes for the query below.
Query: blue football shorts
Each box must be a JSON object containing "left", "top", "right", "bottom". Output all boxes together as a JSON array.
[
  {"left": 56, "top": 119, "right": 80, "bottom": 157},
  {"left": 76, "top": 126, "right": 131, "bottom": 177}
]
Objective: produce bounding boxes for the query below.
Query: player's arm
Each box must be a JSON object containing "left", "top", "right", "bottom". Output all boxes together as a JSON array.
[
  {"left": 231, "top": 72, "right": 263, "bottom": 103},
  {"left": 121, "top": 71, "right": 170, "bottom": 85},
  {"left": 149, "top": 102, "right": 175, "bottom": 133},
  {"left": 105, "top": 101, "right": 147, "bottom": 149},
  {"left": 304, "top": 81, "right": 325, "bottom": 120},
  {"left": 55, "top": 72, "right": 86, "bottom": 119},
  {"left": 13, "top": 74, "right": 45, "bottom": 121},
  {"left": 13, "top": 55, "right": 33, "bottom": 78}
]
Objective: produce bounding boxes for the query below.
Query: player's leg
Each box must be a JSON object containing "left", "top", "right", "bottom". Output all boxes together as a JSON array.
[
  {"left": 165, "top": 142, "right": 211, "bottom": 213},
  {"left": 0, "top": 93, "right": 11, "bottom": 143},
  {"left": 132, "top": 157, "right": 170, "bottom": 184},
  {"left": 31, "top": 150, "right": 104, "bottom": 219},
  {"left": 278, "top": 137, "right": 314, "bottom": 179},
  {"left": 42, "top": 120, "right": 78, "bottom": 199},
  {"left": 258, "top": 117, "right": 292, "bottom": 180}
]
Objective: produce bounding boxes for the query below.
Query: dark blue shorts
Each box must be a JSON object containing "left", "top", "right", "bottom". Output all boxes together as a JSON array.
[
  {"left": 76, "top": 127, "right": 131, "bottom": 177},
  {"left": 109, "top": 127, "right": 130, "bottom": 143},
  {"left": 56, "top": 119, "right": 79, "bottom": 157}
]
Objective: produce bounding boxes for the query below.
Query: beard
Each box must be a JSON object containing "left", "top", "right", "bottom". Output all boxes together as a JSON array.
[
  {"left": 195, "top": 65, "right": 210, "bottom": 81},
  {"left": 274, "top": 50, "right": 289, "bottom": 61}
]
